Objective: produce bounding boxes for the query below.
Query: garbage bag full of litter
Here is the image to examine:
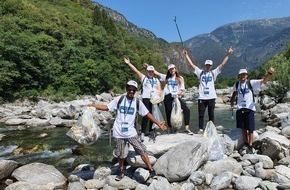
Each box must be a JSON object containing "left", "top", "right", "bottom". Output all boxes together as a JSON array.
[{"left": 66, "top": 107, "right": 101, "bottom": 145}]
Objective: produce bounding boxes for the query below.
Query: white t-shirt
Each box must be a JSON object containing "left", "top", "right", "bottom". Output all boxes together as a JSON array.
[
  {"left": 160, "top": 74, "right": 185, "bottom": 96},
  {"left": 194, "top": 67, "right": 221, "bottom": 100},
  {"left": 233, "top": 80, "right": 262, "bottom": 111},
  {"left": 140, "top": 74, "right": 160, "bottom": 99},
  {"left": 107, "top": 96, "right": 149, "bottom": 138}
]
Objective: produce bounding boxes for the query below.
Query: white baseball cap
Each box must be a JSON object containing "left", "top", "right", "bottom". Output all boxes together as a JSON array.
[
  {"left": 204, "top": 60, "right": 213, "bottom": 66},
  {"left": 147, "top": 65, "right": 155, "bottom": 71},
  {"left": 239, "top": 69, "right": 248, "bottom": 75},
  {"left": 168, "top": 64, "right": 176, "bottom": 70},
  {"left": 126, "top": 80, "right": 138, "bottom": 88}
]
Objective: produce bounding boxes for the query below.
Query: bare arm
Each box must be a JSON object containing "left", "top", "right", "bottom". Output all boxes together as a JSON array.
[
  {"left": 183, "top": 50, "right": 197, "bottom": 70},
  {"left": 218, "top": 46, "right": 234, "bottom": 70},
  {"left": 146, "top": 112, "right": 167, "bottom": 131},
  {"left": 230, "top": 91, "right": 237, "bottom": 107},
  {"left": 261, "top": 67, "right": 275, "bottom": 84},
  {"left": 124, "top": 57, "right": 143, "bottom": 79},
  {"left": 87, "top": 104, "right": 109, "bottom": 111}
]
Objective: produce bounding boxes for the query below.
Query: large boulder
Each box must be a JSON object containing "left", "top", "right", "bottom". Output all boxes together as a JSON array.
[
  {"left": 11, "top": 162, "right": 67, "bottom": 188},
  {"left": 153, "top": 140, "right": 208, "bottom": 182}
]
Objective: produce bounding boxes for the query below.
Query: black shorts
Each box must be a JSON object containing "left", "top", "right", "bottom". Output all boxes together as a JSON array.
[{"left": 236, "top": 109, "right": 255, "bottom": 131}]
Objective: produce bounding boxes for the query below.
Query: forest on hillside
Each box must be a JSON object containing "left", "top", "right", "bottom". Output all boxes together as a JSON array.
[{"left": 0, "top": 0, "right": 289, "bottom": 103}]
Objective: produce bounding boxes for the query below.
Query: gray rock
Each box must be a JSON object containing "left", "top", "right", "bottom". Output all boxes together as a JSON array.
[
  {"left": 148, "top": 176, "right": 171, "bottom": 190},
  {"left": 133, "top": 168, "right": 150, "bottom": 184},
  {"left": 242, "top": 154, "right": 273, "bottom": 169},
  {"left": 233, "top": 176, "right": 262, "bottom": 190},
  {"left": 0, "top": 160, "right": 18, "bottom": 180},
  {"left": 67, "top": 181, "right": 86, "bottom": 190},
  {"left": 188, "top": 171, "right": 205, "bottom": 185},
  {"left": 202, "top": 157, "right": 243, "bottom": 176},
  {"left": 84, "top": 179, "right": 106, "bottom": 189},
  {"left": 153, "top": 140, "right": 208, "bottom": 182},
  {"left": 5, "top": 181, "right": 46, "bottom": 190},
  {"left": 106, "top": 175, "right": 137, "bottom": 189},
  {"left": 11, "top": 162, "right": 67, "bottom": 188},
  {"left": 210, "top": 171, "right": 233, "bottom": 190}
]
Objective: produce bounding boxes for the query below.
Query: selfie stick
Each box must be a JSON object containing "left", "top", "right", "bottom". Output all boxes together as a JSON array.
[{"left": 174, "top": 16, "right": 184, "bottom": 48}]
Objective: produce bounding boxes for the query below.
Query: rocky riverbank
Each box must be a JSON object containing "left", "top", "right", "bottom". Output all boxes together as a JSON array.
[{"left": 0, "top": 87, "right": 290, "bottom": 190}]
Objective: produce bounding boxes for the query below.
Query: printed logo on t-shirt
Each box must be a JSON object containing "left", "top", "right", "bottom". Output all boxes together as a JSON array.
[
  {"left": 119, "top": 106, "right": 135, "bottom": 115},
  {"left": 168, "top": 79, "right": 178, "bottom": 87}
]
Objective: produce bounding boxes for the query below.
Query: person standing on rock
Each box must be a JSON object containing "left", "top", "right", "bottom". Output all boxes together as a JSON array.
[
  {"left": 124, "top": 57, "right": 161, "bottom": 142},
  {"left": 230, "top": 67, "right": 275, "bottom": 154},
  {"left": 87, "top": 80, "right": 167, "bottom": 181},
  {"left": 153, "top": 64, "right": 193, "bottom": 135},
  {"left": 183, "top": 47, "right": 233, "bottom": 133}
]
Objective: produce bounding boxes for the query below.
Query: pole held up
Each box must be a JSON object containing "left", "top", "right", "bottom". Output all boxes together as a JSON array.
[{"left": 173, "top": 16, "right": 184, "bottom": 48}]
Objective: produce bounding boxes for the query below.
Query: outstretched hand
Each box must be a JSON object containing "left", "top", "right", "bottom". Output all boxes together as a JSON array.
[
  {"left": 124, "top": 57, "right": 130, "bottom": 64},
  {"left": 143, "top": 63, "right": 149, "bottom": 68},
  {"left": 268, "top": 67, "right": 275, "bottom": 74},
  {"left": 227, "top": 46, "right": 234, "bottom": 55},
  {"left": 158, "top": 122, "right": 167, "bottom": 131},
  {"left": 183, "top": 49, "right": 188, "bottom": 56}
]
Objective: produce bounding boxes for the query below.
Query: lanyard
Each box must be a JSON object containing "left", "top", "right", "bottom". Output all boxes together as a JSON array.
[
  {"left": 148, "top": 77, "right": 155, "bottom": 90},
  {"left": 123, "top": 97, "right": 133, "bottom": 120},
  {"left": 239, "top": 82, "right": 247, "bottom": 98}
]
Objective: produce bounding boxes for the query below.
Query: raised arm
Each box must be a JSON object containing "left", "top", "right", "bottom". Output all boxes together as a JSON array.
[
  {"left": 218, "top": 46, "right": 234, "bottom": 70},
  {"left": 183, "top": 50, "right": 197, "bottom": 70},
  {"left": 261, "top": 67, "right": 275, "bottom": 84},
  {"left": 124, "top": 57, "right": 143, "bottom": 79}
]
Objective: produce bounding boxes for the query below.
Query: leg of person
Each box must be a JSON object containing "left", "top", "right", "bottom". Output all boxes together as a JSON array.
[
  {"left": 127, "top": 135, "right": 157, "bottom": 178},
  {"left": 141, "top": 98, "right": 151, "bottom": 141},
  {"left": 179, "top": 98, "right": 193, "bottom": 135},
  {"left": 147, "top": 101, "right": 156, "bottom": 141},
  {"left": 237, "top": 109, "right": 248, "bottom": 144},
  {"left": 198, "top": 99, "right": 206, "bottom": 133},
  {"left": 246, "top": 110, "right": 256, "bottom": 154},
  {"left": 115, "top": 138, "right": 127, "bottom": 181},
  {"left": 164, "top": 94, "right": 174, "bottom": 133},
  {"left": 208, "top": 99, "right": 216, "bottom": 123}
]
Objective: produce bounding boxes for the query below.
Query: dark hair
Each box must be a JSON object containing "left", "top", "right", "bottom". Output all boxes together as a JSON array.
[{"left": 165, "top": 68, "right": 183, "bottom": 85}]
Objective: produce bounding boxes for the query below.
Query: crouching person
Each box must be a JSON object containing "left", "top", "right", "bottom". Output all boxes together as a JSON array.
[{"left": 87, "top": 80, "right": 167, "bottom": 181}]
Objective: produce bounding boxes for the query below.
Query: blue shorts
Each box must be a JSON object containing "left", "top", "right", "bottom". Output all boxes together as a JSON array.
[{"left": 236, "top": 109, "right": 255, "bottom": 131}]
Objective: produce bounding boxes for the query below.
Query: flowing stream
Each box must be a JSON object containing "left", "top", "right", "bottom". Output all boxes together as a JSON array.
[{"left": 0, "top": 104, "right": 264, "bottom": 176}]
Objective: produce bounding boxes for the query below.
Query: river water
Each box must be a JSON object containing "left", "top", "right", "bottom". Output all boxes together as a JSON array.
[{"left": 0, "top": 104, "right": 264, "bottom": 176}]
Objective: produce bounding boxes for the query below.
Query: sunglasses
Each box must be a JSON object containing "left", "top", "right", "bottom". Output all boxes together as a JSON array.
[{"left": 127, "top": 88, "right": 137, "bottom": 92}]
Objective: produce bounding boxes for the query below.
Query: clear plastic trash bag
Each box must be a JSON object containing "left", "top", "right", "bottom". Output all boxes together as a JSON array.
[
  {"left": 203, "top": 121, "right": 224, "bottom": 161},
  {"left": 152, "top": 104, "right": 165, "bottom": 129},
  {"left": 170, "top": 97, "right": 183, "bottom": 129},
  {"left": 66, "top": 107, "right": 101, "bottom": 145},
  {"left": 150, "top": 90, "right": 164, "bottom": 105}
]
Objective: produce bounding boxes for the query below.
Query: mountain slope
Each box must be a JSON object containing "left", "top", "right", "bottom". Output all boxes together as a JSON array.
[{"left": 184, "top": 17, "right": 290, "bottom": 75}]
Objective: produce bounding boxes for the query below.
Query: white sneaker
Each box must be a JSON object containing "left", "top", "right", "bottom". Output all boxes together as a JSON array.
[{"left": 140, "top": 133, "right": 145, "bottom": 142}]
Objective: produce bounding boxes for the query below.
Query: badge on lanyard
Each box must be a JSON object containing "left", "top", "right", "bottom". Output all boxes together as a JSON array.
[
  {"left": 204, "top": 87, "right": 209, "bottom": 95},
  {"left": 121, "top": 122, "right": 129, "bottom": 133},
  {"left": 241, "top": 100, "right": 246, "bottom": 108}
]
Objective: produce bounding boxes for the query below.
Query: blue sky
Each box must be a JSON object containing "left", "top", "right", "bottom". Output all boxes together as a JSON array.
[{"left": 93, "top": 0, "right": 290, "bottom": 42}]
